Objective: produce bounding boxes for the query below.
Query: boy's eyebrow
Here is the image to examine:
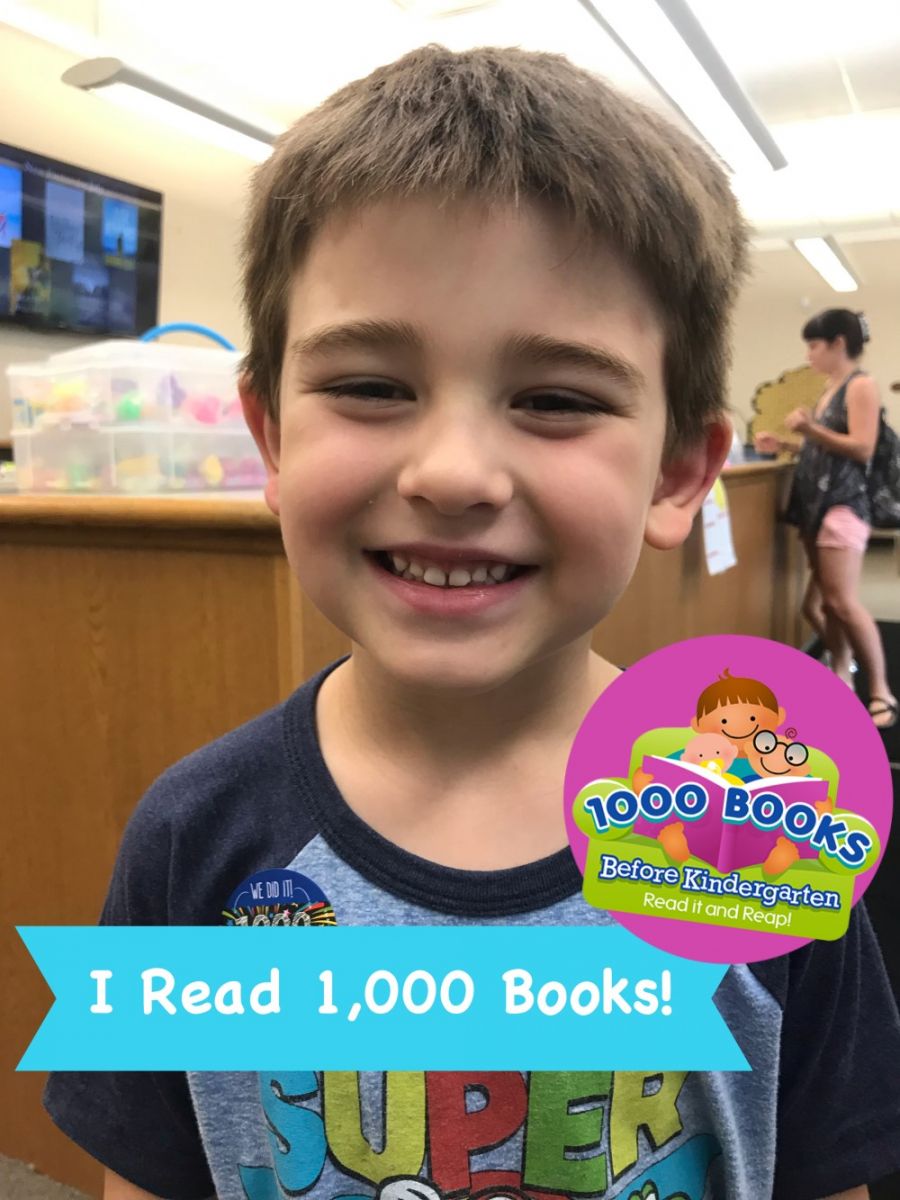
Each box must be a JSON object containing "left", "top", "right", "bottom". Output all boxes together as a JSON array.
[{"left": 289, "top": 319, "right": 647, "bottom": 393}]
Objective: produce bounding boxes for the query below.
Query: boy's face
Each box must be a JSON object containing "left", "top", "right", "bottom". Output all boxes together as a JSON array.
[{"left": 245, "top": 196, "right": 727, "bottom": 692}]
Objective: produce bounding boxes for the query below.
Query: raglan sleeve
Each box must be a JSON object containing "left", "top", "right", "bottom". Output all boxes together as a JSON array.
[
  {"left": 771, "top": 900, "right": 900, "bottom": 1200},
  {"left": 42, "top": 777, "right": 216, "bottom": 1200}
]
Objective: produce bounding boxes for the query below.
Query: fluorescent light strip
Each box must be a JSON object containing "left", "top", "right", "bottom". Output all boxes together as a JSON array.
[
  {"left": 792, "top": 236, "right": 860, "bottom": 292},
  {"left": 62, "top": 58, "right": 279, "bottom": 161},
  {"left": 98, "top": 83, "right": 274, "bottom": 162},
  {"left": 576, "top": 0, "right": 786, "bottom": 175}
]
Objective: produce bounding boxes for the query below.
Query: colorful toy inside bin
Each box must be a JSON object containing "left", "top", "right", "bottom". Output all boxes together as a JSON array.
[{"left": 7, "top": 326, "right": 266, "bottom": 494}]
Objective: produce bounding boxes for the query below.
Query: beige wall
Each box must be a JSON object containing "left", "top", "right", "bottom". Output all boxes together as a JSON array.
[{"left": 0, "top": 26, "right": 251, "bottom": 438}]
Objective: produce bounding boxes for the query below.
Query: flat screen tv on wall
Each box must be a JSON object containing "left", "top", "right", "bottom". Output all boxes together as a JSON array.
[{"left": 0, "top": 142, "right": 162, "bottom": 338}]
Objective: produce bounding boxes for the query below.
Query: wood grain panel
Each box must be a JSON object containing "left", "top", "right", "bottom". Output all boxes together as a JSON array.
[
  {"left": 595, "top": 465, "right": 802, "bottom": 663},
  {"left": 1, "top": 518, "right": 300, "bottom": 1197}
]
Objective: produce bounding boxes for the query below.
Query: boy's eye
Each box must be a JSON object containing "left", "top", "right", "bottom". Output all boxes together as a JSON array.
[
  {"left": 317, "top": 382, "right": 612, "bottom": 416},
  {"left": 319, "top": 381, "right": 409, "bottom": 403},
  {"left": 514, "top": 393, "right": 612, "bottom": 416}
]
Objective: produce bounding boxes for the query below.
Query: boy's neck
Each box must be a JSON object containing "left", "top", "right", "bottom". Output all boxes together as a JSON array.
[
  {"left": 320, "top": 641, "right": 616, "bottom": 770},
  {"left": 313, "top": 642, "right": 619, "bottom": 869}
]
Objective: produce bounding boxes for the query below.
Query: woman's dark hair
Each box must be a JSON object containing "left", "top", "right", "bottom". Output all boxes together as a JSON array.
[{"left": 802, "top": 308, "right": 870, "bottom": 358}]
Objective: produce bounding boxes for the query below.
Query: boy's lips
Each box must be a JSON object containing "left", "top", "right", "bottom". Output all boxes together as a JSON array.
[{"left": 363, "top": 550, "right": 538, "bottom": 617}]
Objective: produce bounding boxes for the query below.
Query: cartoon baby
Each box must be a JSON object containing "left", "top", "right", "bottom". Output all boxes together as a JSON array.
[
  {"left": 655, "top": 732, "right": 748, "bottom": 864},
  {"left": 680, "top": 732, "right": 744, "bottom": 782}
]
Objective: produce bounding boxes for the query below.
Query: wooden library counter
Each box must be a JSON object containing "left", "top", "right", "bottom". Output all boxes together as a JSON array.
[{"left": 0, "top": 459, "right": 800, "bottom": 1194}]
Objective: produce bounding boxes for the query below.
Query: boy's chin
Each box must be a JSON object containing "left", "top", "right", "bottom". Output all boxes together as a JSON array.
[{"left": 358, "top": 642, "right": 539, "bottom": 696}]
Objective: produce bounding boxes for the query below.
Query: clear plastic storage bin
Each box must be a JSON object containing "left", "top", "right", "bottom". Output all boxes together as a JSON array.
[{"left": 6, "top": 340, "right": 266, "bottom": 494}]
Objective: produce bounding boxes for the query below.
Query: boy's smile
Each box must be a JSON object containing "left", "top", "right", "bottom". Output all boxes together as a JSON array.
[
  {"left": 363, "top": 544, "right": 539, "bottom": 618},
  {"left": 244, "top": 195, "right": 725, "bottom": 694}
]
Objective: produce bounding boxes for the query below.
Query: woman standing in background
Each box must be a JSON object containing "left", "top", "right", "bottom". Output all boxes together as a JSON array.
[{"left": 756, "top": 308, "right": 897, "bottom": 730}]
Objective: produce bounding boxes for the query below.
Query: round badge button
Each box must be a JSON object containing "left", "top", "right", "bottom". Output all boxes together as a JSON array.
[
  {"left": 564, "top": 635, "right": 892, "bottom": 963},
  {"left": 223, "top": 869, "right": 337, "bottom": 926}
]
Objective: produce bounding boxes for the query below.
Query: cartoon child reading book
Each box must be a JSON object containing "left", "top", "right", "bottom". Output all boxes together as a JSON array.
[
  {"left": 620, "top": 671, "right": 859, "bottom": 880},
  {"left": 629, "top": 670, "right": 834, "bottom": 874},
  {"left": 631, "top": 669, "right": 785, "bottom": 796}
]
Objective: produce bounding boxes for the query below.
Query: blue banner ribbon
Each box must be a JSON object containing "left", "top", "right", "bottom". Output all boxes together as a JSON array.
[{"left": 18, "top": 925, "right": 747, "bottom": 1070}]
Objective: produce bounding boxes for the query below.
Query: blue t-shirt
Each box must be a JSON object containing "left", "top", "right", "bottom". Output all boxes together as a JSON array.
[{"left": 44, "top": 658, "right": 900, "bottom": 1200}]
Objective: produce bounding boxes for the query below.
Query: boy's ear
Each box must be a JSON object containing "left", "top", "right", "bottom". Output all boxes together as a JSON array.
[
  {"left": 644, "top": 417, "right": 732, "bottom": 551},
  {"left": 239, "top": 374, "right": 281, "bottom": 517}
]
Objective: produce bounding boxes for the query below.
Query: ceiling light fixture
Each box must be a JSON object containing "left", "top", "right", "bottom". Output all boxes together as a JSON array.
[
  {"left": 576, "top": 0, "right": 786, "bottom": 175},
  {"left": 61, "top": 58, "right": 279, "bottom": 162},
  {"left": 792, "top": 236, "right": 860, "bottom": 292}
]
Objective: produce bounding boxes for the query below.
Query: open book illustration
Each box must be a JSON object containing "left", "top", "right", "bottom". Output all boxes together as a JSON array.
[{"left": 632, "top": 754, "right": 831, "bottom": 873}]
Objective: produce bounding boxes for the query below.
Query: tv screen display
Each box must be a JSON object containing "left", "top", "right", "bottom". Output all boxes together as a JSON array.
[{"left": 0, "top": 142, "right": 161, "bottom": 337}]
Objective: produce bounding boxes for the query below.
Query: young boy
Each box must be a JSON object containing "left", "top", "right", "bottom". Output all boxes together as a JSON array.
[{"left": 44, "top": 44, "right": 900, "bottom": 1200}]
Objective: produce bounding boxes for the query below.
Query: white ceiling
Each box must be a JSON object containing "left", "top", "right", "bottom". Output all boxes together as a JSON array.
[
  {"left": 4, "top": 0, "right": 900, "bottom": 244},
  {"left": 687, "top": 0, "right": 900, "bottom": 122}
]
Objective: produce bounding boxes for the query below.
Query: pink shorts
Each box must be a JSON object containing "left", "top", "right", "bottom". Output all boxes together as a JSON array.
[{"left": 816, "top": 505, "right": 870, "bottom": 552}]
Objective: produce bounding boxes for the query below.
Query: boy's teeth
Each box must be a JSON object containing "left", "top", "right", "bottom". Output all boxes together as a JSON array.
[{"left": 383, "top": 553, "right": 520, "bottom": 587}]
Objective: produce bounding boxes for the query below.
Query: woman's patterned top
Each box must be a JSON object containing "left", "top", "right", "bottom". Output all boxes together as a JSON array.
[{"left": 785, "top": 369, "right": 871, "bottom": 538}]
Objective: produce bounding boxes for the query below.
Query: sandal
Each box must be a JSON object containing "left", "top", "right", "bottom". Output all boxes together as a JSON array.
[{"left": 868, "top": 697, "right": 899, "bottom": 731}]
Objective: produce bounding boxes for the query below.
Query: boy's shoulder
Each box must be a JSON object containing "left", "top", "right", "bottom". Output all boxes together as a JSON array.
[
  {"left": 149, "top": 693, "right": 294, "bottom": 819},
  {"left": 135, "top": 689, "right": 297, "bottom": 842},
  {"left": 108, "top": 659, "right": 344, "bottom": 926}
]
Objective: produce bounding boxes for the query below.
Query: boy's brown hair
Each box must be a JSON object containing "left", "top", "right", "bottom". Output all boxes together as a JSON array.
[
  {"left": 696, "top": 669, "right": 779, "bottom": 719},
  {"left": 242, "top": 43, "right": 749, "bottom": 454}
]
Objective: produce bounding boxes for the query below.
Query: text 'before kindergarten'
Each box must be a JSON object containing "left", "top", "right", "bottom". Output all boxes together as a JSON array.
[{"left": 597, "top": 853, "right": 840, "bottom": 916}]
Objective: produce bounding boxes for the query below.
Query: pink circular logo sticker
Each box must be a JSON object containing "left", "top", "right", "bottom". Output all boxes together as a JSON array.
[{"left": 565, "top": 635, "right": 893, "bottom": 963}]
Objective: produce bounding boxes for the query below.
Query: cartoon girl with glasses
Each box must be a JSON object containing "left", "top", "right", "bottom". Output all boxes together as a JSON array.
[{"left": 748, "top": 729, "right": 810, "bottom": 778}]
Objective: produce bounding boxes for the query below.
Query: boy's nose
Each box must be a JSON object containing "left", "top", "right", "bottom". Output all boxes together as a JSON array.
[{"left": 395, "top": 410, "right": 514, "bottom": 515}]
